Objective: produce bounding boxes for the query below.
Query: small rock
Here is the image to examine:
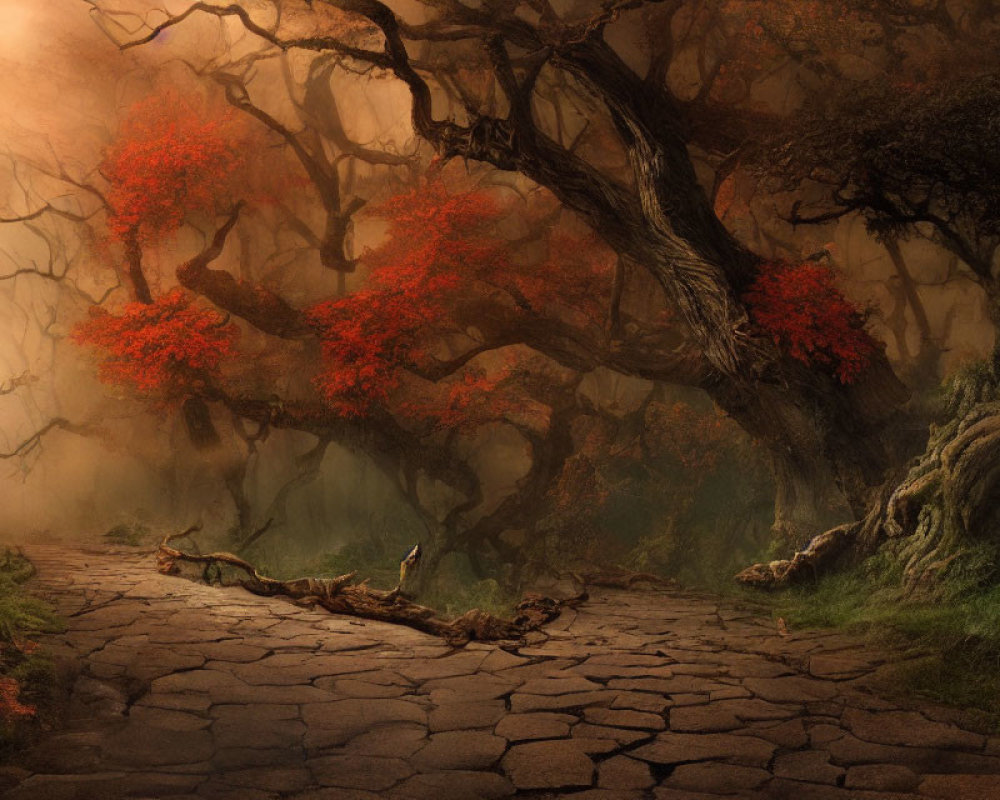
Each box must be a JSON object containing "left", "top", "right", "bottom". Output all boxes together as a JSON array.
[
  {"left": 664, "top": 761, "right": 770, "bottom": 793},
  {"left": 494, "top": 712, "right": 576, "bottom": 741},
  {"left": 773, "top": 750, "right": 843, "bottom": 785},
  {"left": 387, "top": 771, "right": 515, "bottom": 800},
  {"left": 919, "top": 773, "right": 1000, "bottom": 799},
  {"left": 428, "top": 700, "right": 505, "bottom": 732},
  {"left": 411, "top": 730, "right": 507, "bottom": 771},
  {"left": 584, "top": 707, "right": 665, "bottom": 730},
  {"left": 309, "top": 754, "right": 413, "bottom": 791}
]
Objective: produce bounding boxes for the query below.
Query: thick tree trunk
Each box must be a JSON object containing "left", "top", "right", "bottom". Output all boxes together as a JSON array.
[
  {"left": 769, "top": 449, "right": 850, "bottom": 550},
  {"left": 882, "top": 363, "right": 1000, "bottom": 592},
  {"left": 536, "top": 40, "right": 919, "bottom": 535},
  {"left": 737, "top": 360, "right": 1000, "bottom": 589},
  {"left": 883, "top": 239, "right": 941, "bottom": 388},
  {"left": 725, "top": 347, "right": 928, "bottom": 589},
  {"left": 710, "top": 351, "right": 914, "bottom": 513}
]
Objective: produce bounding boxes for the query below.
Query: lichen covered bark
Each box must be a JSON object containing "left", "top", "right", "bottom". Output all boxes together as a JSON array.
[
  {"left": 883, "top": 364, "right": 1000, "bottom": 592},
  {"left": 738, "top": 361, "right": 1000, "bottom": 590}
]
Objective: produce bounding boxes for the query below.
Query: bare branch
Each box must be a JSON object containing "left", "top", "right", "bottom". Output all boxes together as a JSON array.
[
  {"left": 111, "top": 2, "right": 391, "bottom": 66},
  {"left": 0, "top": 203, "right": 94, "bottom": 225},
  {"left": 176, "top": 205, "right": 311, "bottom": 338},
  {"left": 0, "top": 418, "right": 98, "bottom": 460},
  {"left": 788, "top": 200, "right": 855, "bottom": 226},
  {"left": 0, "top": 372, "right": 37, "bottom": 396}
]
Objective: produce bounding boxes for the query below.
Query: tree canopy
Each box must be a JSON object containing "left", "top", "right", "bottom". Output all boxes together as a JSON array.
[{"left": 1, "top": 0, "right": 997, "bottom": 593}]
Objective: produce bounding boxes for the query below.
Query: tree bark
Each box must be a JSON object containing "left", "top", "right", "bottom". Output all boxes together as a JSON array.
[
  {"left": 770, "top": 447, "right": 850, "bottom": 550},
  {"left": 122, "top": 227, "right": 153, "bottom": 304},
  {"left": 175, "top": 206, "right": 310, "bottom": 339},
  {"left": 882, "top": 366, "right": 1000, "bottom": 592}
]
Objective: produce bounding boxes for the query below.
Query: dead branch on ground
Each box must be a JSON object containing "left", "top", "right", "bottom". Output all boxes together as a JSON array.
[{"left": 157, "top": 526, "right": 587, "bottom": 646}]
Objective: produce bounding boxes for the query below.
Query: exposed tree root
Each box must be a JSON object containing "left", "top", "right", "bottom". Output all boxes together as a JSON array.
[
  {"left": 883, "top": 392, "right": 1000, "bottom": 593},
  {"left": 737, "top": 364, "right": 1000, "bottom": 591},
  {"left": 734, "top": 523, "right": 858, "bottom": 589},
  {"left": 157, "top": 526, "right": 587, "bottom": 646}
]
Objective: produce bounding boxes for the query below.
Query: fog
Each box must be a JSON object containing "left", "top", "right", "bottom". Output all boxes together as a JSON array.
[{"left": 0, "top": 0, "right": 993, "bottom": 595}]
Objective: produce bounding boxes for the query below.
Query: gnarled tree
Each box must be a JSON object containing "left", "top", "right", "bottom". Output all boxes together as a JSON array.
[{"left": 74, "top": 0, "right": 1000, "bottom": 591}]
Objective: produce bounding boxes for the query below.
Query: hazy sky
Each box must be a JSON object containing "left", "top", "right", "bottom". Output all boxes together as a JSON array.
[{"left": 5, "top": 0, "right": 165, "bottom": 165}]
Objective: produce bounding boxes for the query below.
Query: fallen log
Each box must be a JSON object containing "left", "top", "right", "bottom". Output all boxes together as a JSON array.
[{"left": 157, "top": 526, "right": 586, "bottom": 646}]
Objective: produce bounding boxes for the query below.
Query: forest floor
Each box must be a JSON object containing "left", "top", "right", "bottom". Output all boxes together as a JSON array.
[{"left": 2, "top": 545, "right": 1000, "bottom": 800}]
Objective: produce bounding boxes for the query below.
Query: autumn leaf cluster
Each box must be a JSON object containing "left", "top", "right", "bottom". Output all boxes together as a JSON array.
[
  {"left": 307, "top": 177, "right": 614, "bottom": 417},
  {"left": 103, "top": 91, "right": 243, "bottom": 243},
  {"left": 305, "top": 179, "right": 503, "bottom": 416},
  {"left": 72, "top": 289, "right": 238, "bottom": 395},
  {"left": 744, "top": 260, "right": 876, "bottom": 383}
]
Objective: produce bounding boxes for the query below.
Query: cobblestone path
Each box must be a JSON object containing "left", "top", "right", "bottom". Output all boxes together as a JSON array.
[{"left": 2, "top": 545, "right": 999, "bottom": 800}]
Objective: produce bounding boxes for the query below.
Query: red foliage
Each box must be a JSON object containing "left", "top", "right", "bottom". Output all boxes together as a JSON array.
[
  {"left": 435, "top": 361, "right": 525, "bottom": 429},
  {"left": 308, "top": 176, "right": 615, "bottom": 417},
  {"left": 0, "top": 677, "right": 35, "bottom": 721},
  {"left": 398, "top": 357, "right": 537, "bottom": 431},
  {"left": 72, "top": 289, "right": 238, "bottom": 395},
  {"left": 743, "top": 260, "right": 876, "bottom": 383},
  {"left": 370, "top": 178, "right": 507, "bottom": 253},
  {"left": 507, "top": 230, "right": 615, "bottom": 317},
  {"left": 307, "top": 179, "right": 507, "bottom": 416},
  {"left": 103, "top": 91, "right": 243, "bottom": 243}
]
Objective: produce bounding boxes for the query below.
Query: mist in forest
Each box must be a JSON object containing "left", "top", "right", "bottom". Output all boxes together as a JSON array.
[{"left": 0, "top": 0, "right": 995, "bottom": 601}]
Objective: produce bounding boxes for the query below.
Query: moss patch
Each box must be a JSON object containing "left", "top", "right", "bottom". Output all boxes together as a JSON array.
[
  {"left": 745, "top": 550, "right": 1000, "bottom": 729},
  {"left": 0, "top": 549, "right": 64, "bottom": 756}
]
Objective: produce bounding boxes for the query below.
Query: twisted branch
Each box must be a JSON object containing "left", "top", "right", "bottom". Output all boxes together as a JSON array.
[{"left": 157, "top": 525, "right": 586, "bottom": 646}]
